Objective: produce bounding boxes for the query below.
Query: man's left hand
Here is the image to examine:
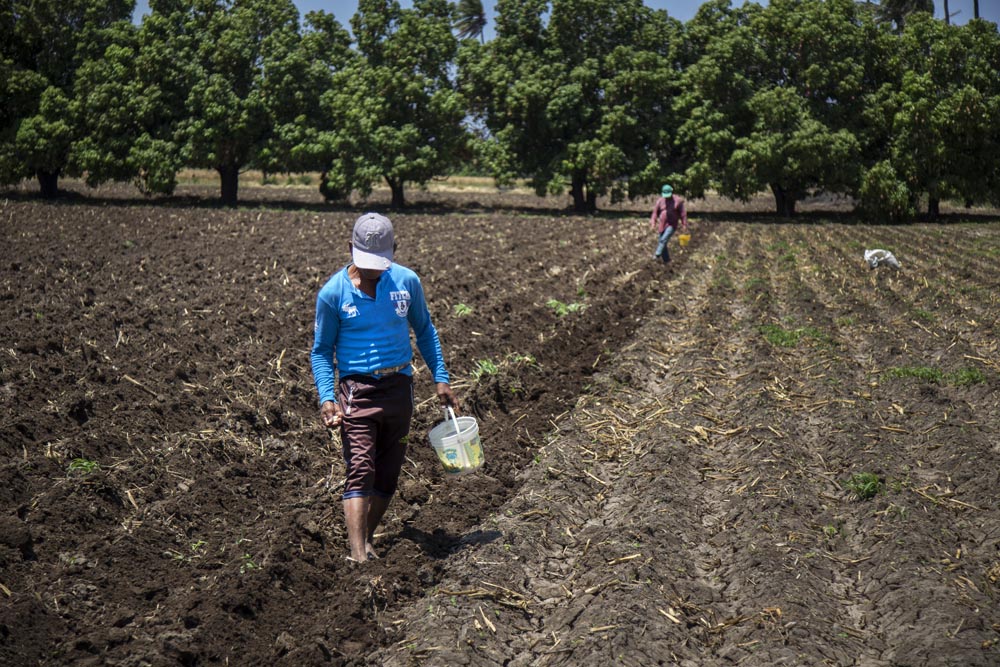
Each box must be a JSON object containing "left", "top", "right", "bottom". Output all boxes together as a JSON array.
[{"left": 436, "top": 382, "right": 459, "bottom": 412}]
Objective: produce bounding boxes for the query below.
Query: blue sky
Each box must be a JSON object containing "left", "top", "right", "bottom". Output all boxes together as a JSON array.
[{"left": 134, "top": 1, "right": 1000, "bottom": 33}]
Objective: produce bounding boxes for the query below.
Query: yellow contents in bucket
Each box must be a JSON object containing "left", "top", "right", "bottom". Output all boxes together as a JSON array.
[
  {"left": 678, "top": 233, "right": 691, "bottom": 247},
  {"left": 428, "top": 408, "right": 484, "bottom": 476}
]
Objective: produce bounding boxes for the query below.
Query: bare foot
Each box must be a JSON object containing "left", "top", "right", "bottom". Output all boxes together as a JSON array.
[{"left": 365, "top": 542, "right": 380, "bottom": 560}]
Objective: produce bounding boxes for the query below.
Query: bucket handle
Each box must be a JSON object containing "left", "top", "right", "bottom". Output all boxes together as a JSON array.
[{"left": 445, "top": 406, "right": 467, "bottom": 436}]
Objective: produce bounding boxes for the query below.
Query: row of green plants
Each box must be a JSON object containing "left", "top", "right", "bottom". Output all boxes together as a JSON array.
[{"left": 3, "top": 0, "right": 999, "bottom": 216}]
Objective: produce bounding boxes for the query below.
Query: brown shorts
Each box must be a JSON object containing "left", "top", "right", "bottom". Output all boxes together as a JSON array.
[{"left": 338, "top": 373, "right": 414, "bottom": 500}]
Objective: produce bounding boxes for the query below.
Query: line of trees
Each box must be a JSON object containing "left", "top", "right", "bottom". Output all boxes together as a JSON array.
[{"left": 2, "top": 0, "right": 999, "bottom": 219}]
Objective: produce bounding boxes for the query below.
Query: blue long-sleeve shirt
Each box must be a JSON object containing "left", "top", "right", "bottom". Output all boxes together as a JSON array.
[{"left": 310, "top": 263, "right": 449, "bottom": 405}]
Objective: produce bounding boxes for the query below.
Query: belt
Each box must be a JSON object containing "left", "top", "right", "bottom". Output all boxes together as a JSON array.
[{"left": 370, "top": 362, "right": 409, "bottom": 377}]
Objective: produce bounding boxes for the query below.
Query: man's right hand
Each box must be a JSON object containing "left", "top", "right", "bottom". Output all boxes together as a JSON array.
[{"left": 320, "top": 400, "right": 344, "bottom": 428}]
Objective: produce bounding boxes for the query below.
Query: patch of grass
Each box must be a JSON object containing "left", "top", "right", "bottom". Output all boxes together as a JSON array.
[
  {"left": 471, "top": 358, "right": 499, "bottom": 380},
  {"left": 452, "top": 303, "right": 473, "bottom": 317},
  {"left": 68, "top": 458, "right": 99, "bottom": 475},
  {"left": 546, "top": 299, "right": 585, "bottom": 316},
  {"left": 844, "top": 472, "right": 882, "bottom": 501},
  {"left": 834, "top": 316, "right": 855, "bottom": 327},
  {"left": 885, "top": 366, "right": 943, "bottom": 383},
  {"left": 760, "top": 324, "right": 830, "bottom": 348},
  {"left": 507, "top": 353, "right": 537, "bottom": 367},
  {"left": 239, "top": 553, "right": 257, "bottom": 574},
  {"left": 949, "top": 367, "right": 986, "bottom": 386},
  {"left": 911, "top": 308, "right": 935, "bottom": 322}
]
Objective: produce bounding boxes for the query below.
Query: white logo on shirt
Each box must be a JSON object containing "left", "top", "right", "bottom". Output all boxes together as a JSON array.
[
  {"left": 390, "top": 290, "right": 410, "bottom": 317},
  {"left": 342, "top": 302, "right": 359, "bottom": 318}
]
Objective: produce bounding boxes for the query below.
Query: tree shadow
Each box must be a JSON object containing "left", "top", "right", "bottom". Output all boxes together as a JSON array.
[{"left": 4, "top": 182, "right": 999, "bottom": 224}]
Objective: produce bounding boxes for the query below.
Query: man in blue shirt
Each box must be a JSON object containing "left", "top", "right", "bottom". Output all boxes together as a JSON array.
[{"left": 311, "top": 212, "right": 458, "bottom": 563}]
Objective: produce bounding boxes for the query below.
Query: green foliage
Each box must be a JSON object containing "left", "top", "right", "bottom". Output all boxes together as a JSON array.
[
  {"left": 677, "top": 0, "right": 876, "bottom": 215},
  {"left": 70, "top": 20, "right": 184, "bottom": 195},
  {"left": 887, "top": 365, "right": 988, "bottom": 387},
  {"left": 546, "top": 299, "right": 585, "bottom": 316},
  {"left": 68, "top": 458, "right": 99, "bottom": 475},
  {"left": 171, "top": 0, "right": 304, "bottom": 205},
  {"left": 844, "top": 472, "right": 882, "bottom": 501},
  {"left": 471, "top": 358, "right": 499, "bottom": 380},
  {"left": 760, "top": 323, "right": 827, "bottom": 347},
  {"left": 885, "top": 366, "right": 943, "bottom": 382},
  {"left": 452, "top": 303, "right": 473, "bottom": 317},
  {"left": 319, "top": 0, "right": 467, "bottom": 207},
  {"left": 949, "top": 367, "right": 986, "bottom": 386},
  {"left": 868, "top": 14, "right": 1000, "bottom": 217},
  {"left": 3, "top": 0, "right": 999, "bottom": 215},
  {"left": 0, "top": 0, "right": 132, "bottom": 194},
  {"left": 858, "top": 160, "right": 914, "bottom": 223},
  {"left": 455, "top": 0, "right": 487, "bottom": 42},
  {"left": 460, "top": 0, "right": 678, "bottom": 212}
]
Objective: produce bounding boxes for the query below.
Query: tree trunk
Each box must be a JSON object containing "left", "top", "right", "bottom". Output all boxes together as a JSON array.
[
  {"left": 570, "top": 173, "right": 588, "bottom": 213},
  {"left": 586, "top": 188, "right": 597, "bottom": 213},
  {"left": 974, "top": 0, "right": 980, "bottom": 20},
  {"left": 770, "top": 183, "right": 797, "bottom": 217},
  {"left": 218, "top": 164, "right": 239, "bottom": 207},
  {"left": 37, "top": 170, "right": 60, "bottom": 199},
  {"left": 928, "top": 196, "right": 940, "bottom": 219},
  {"left": 944, "top": 0, "right": 950, "bottom": 24},
  {"left": 387, "top": 177, "right": 405, "bottom": 208}
]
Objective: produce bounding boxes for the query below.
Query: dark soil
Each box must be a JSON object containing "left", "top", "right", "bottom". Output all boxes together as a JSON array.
[{"left": 1, "top": 183, "right": 999, "bottom": 666}]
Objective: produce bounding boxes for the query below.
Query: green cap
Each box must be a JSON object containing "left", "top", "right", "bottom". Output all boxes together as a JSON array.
[{"left": 661, "top": 184, "right": 673, "bottom": 197}]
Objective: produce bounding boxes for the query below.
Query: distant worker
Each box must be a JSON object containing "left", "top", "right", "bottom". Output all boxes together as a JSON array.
[
  {"left": 650, "top": 184, "right": 689, "bottom": 264},
  {"left": 311, "top": 212, "right": 458, "bottom": 563}
]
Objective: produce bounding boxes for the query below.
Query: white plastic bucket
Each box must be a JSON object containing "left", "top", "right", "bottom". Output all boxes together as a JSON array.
[{"left": 428, "top": 407, "right": 484, "bottom": 476}]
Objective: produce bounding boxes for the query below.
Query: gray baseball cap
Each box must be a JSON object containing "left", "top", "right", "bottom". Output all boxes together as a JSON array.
[{"left": 351, "top": 212, "right": 394, "bottom": 270}]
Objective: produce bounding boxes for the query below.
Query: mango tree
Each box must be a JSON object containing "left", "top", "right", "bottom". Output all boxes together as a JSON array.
[
  {"left": 869, "top": 14, "right": 1000, "bottom": 218},
  {"left": 676, "top": 0, "right": 875, "bottom": 216},
  {"left": 0, "top": 0, "right": 133, "bottom": 197},
  {"left": 257, "top": 10, "right": 354, "bottom": 183},
  {"left": 460, "top": 0, "right": 677, "bottom": 212},
  {"left": 318, "top": 0, "right": 466, "bottom": 208},
  {"left": 70, "top": 15, "right": 187, "bottom": 195}
]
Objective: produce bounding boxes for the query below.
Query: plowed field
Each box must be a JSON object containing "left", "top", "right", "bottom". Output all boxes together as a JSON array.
[{"left": 1, "top": 185, "right": 998, "bottom": 666}]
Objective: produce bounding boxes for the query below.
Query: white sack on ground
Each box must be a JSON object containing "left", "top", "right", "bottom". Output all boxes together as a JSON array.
[{"left": 864, "top": 248, "right": 901, "bottom": 270}]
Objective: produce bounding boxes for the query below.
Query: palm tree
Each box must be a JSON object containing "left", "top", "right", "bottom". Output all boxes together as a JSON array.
[
  {"left": 455, "top": 0, "right": 487, "bottom": 43},
  {"left": 876, "top": 0, "right": 934, "bottom": 32}
]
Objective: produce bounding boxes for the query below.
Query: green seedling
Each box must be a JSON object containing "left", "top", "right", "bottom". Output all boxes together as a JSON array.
[
  {"left": 760, "top": 324, "right": 825, "bottom": 347},
  {"left": 885, "top": 366, "right": 943, "bottom": 383},
  {"left": 508, "top": 353, "right": 537, "bottom": 366},
  {"left": 239, "top": 553, "right": 257, "bottom": 574},
  {"left": 471, "top": 358, "right": 499, "bottom": 380},
  {"left": 949, "top": 367, "right": 985, "bottom": 386},
  {"left": 68, "top": 458, "right": 99, "bottom": 475},
  {"left": 844, "top": 472, "right": 882, "bottom": 501},
  {"left": 452, "top": 303, "right": 473, "bottom": 317},
  {"left": 546, "top": 299, "right": 585, "bottom": 316}
]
